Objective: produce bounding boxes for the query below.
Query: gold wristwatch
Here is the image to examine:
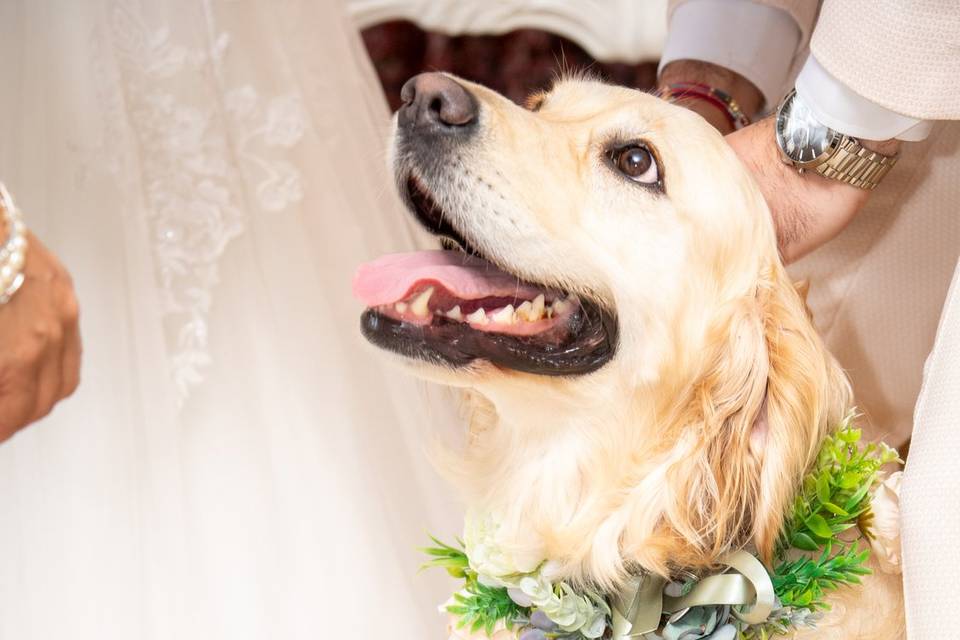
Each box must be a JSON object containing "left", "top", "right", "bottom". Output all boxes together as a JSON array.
[{"left": 774, "top": 89, "right": 898, "bottom": 190}]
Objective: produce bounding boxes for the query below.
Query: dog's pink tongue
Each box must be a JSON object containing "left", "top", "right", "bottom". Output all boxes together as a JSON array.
[{"left": 353, "top": 250, "right": 542, "bottom": 306}]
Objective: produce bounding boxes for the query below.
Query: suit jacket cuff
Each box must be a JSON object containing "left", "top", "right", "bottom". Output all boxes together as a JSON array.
[{"left": 796, "top": 55, "right": 932, "bottom": 142}]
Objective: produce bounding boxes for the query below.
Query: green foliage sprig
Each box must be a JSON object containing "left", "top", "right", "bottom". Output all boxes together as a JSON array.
[
  {"left": 772, "top": 543, "right": 871, "bottom": 609},
  {"left": 421, "top": 536, "right": 471, "bottom": 579},
  {"left": 741, "top": 415, "right": 901, "bottom": 639},
  {"left": 421, "top": 536, "right": 526, "bottom": 635},
  {"left": 779, "top": 416, "right": 900, "bottom": 557},
  {"left": 447, "top": 582, "right": 523, "bottom": 636}
]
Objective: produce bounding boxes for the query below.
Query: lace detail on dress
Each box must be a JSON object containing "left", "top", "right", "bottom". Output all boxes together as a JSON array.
[
  {"left": 85, "top": 2, "right": 305, "bottom": 406},
  {"left": 103, "top": 4, "right": 242, "bottom": 405},
  {"left": 225, "top": 87, "right": 308, "bottom": 211}
]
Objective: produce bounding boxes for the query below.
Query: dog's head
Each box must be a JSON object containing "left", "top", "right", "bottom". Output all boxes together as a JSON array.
[{"left": 354, "top": 73, "right": 850, "bottom": 583}]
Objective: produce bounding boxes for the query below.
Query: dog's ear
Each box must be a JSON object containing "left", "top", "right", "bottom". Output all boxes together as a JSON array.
[
  {"left": 747, "top": 263, "right": 851, "bottom": 561},
  {"left": 659, "top": 261, "right": 850, "bottom": 568}
]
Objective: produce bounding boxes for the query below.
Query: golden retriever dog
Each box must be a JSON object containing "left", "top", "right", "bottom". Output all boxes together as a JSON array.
[{"left": 353, "top": 72, "right": 903, "bottom": 639}]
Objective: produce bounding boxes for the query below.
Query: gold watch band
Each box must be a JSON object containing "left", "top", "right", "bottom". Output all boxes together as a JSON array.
[{"left": 815, "top": 137, "right": 898, "bottom": 190}]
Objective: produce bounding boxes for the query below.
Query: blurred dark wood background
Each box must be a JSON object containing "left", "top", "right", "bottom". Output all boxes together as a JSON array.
[{"left": 362, "top": 21, "right": 658, "bottom": 110}]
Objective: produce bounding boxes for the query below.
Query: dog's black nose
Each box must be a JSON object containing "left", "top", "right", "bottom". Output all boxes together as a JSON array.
[{"left": 398, "top": 73, "right": 478, "bottom": 131}]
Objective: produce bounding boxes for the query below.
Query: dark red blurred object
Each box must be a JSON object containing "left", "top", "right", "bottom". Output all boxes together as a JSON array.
[{"left": 362, "top": 21, "right": 658, "bottom": 111}]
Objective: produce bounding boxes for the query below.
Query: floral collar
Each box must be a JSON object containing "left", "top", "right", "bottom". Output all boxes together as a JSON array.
[{"left": 425, "top": 419, "right": 901, "bottom": 640}]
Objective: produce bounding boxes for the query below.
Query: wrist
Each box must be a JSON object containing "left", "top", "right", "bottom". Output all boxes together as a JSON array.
[
  {"left": 859, "top": 137, "right": 900, "bottom": 156},
  {"left": 727, "top": 118, "right": 872, "bottom": 263},
  {"left": 660, "top": 82, "right": 751, "bottom": 134},
  {"left": 659, "top": 60, "right": 764, "bottom": 130}
]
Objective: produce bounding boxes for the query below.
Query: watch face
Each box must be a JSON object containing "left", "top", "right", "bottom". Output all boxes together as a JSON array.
[{"left": 775, "top": 91, "right": 839, "bottom": 166}]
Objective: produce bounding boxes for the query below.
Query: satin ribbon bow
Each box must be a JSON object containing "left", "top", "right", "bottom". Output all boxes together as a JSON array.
[{"left": 611, "top": 551, "right": 775, "bottom": 639}]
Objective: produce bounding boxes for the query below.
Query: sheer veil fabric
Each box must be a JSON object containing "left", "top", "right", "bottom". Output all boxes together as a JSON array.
[{"left": 0, "top": 1, "right": 463, "bottom": 638}]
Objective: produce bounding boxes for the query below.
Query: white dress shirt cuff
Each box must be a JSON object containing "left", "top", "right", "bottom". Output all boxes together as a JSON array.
[
  {"left": 796, "top": 55, "right": 933, "bottom": 142},
  {"left": 658, "top": 0, "right": 800, "bottom": 110}
]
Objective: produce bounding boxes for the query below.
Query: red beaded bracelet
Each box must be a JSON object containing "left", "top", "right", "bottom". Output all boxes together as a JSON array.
[{"left": 661, "top": 82, "right": 751, "bottom": 131}]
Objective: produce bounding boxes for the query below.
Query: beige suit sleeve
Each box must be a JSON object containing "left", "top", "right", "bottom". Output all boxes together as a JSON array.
[
  {"left": 901, "top": 261, "right": 960, "bottom": 637},
  {"left": 810, "top": 1, "right": 960, "bottom": 120}
]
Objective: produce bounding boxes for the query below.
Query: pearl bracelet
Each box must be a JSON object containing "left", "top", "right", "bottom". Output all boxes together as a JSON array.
[{"left": 0, "top": 184, "right": 28, "bottom": 304}]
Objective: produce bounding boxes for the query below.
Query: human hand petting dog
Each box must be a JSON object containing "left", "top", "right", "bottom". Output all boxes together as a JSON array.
[
  {"left": 726, "top": 118, "right": 899, "bottom": 263},
  {"left": 660, "top": 60, "right": 900, "bottom": 263},
  {"left": 0, "top": 230, "right": 81, "bottom": 443}
]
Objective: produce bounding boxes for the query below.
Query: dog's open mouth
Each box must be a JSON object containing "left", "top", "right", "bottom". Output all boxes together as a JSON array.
[{"left": 352, "top": 176, "right": 616, "bottom": 375}]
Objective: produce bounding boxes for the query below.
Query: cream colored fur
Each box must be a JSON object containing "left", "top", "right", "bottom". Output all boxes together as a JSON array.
[{"left": 387, "top": 75, "right": 904, "bottom": 638}]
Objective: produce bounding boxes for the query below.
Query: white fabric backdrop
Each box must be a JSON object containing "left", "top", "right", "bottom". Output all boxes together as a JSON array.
[
  {"left": 0, "top": 1, "right": 463, "bottom": 638},
  {"left": 1, "top": 1, "right": 955, "bottom": 638}
]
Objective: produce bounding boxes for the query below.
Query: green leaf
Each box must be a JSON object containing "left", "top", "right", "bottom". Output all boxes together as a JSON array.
[
  {"left": 842, "top": 486, "right": 871, "bottom": 514},
  {"left": 440, "top": 578, "right": 527, "bottom": 633},
  {"left": 838, "top": 428, "right": 861, "bottom": 444},
  {"left": 805, "top": 514, "right": 833, "bottom": 539},
  {"left": 821, "top": 502, "right": 850, "bottom": 517},
  {"left": 816, "top": 475, "right": 831, "bottom": 504},
  {"left": 419, "top": 536, "right": 474, "bottom": 577},
  {"left": 422, "top": 543, "right": 463, "bottom": 556},
  {"left": 790, "top": 532, "right": 820, "bottom": 551},
  {"left": 838, "top": 472, "right": 862, "bottom": 489}
]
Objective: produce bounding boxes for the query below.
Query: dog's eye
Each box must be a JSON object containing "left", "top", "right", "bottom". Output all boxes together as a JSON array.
[{"left": 613, "top": 145, "right": 659, "bottom": 184}]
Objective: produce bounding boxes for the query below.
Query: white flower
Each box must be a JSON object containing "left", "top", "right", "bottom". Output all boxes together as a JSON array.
[
  {"left": 582, "top": 611, "right": 608, "bottom": 639},
  {"left": 446, "top": 615, "right": 516, "bottom": 640},
  {"left": 869, "top": 471, "right": 903, "bottom": 574},
  {"left": 464, "top": 511, "right": 545, "bottom": 578},
  {"left": 539, "top": 560, "right": 563, "bottom": 581},
  {"left": 462, "top": 513, "right": 610, "bottom": 637},
  {"left": 507, "top": 587, "right": 533, "bottom": 607},
  {"left": 518, "top": 575, "right": 549, "bottom": 599},
  {"left": 469, "top": 542, "right": 517, "bottom": 580}
]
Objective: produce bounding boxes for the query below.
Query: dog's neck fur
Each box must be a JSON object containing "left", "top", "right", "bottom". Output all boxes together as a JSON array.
[{"left": 453, "top": 373, "right": 718, "bottom": 590}]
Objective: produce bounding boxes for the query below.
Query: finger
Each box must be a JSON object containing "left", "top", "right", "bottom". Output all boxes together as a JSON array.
[
  {"left": 50, "top": 246, "right": 79, "bottom": 401},
  {"left": 30, "top": 327, "right": 63, "bottom": 423},
  {"left": 24, "top": 299, "right": 66, "bottom": 422},
  {"left": 0, "top": 393, "right": 36, "bottom": 443},
  {"left": 58, "top": 312, "right": 81, "bottom": 399},
  {"left": 0, "top": 361, "right": 39, "bottom": 442}
]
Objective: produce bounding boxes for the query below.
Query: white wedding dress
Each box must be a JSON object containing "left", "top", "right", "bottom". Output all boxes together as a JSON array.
[{"left": 0, "top": 1, "right": 462, "bottom": 638}]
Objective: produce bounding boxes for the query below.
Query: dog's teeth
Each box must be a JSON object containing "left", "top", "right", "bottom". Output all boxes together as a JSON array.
[
  {"left": 552, "top": 298, "right": 570, "bottom": 315},
  {"left": 410, "top": 286, "right": 434, "bottom": 317},
  {"left": 516, "top": 300, "right": 534, "bottom": 321},
  {"left": 466, "top": 308, "right": 488, "bottom": 324},
  {"left": 446, "top": 305, "right": 463, "bottom": 321},
  {"left": 531, "top": 294, "right": 545, "bottom": 319},
  {"left": 491, "top": 304, "right": 516, "bottom": 324},
  {"left": 395, "top": 302, "right": 408, "bottom": 313}
]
